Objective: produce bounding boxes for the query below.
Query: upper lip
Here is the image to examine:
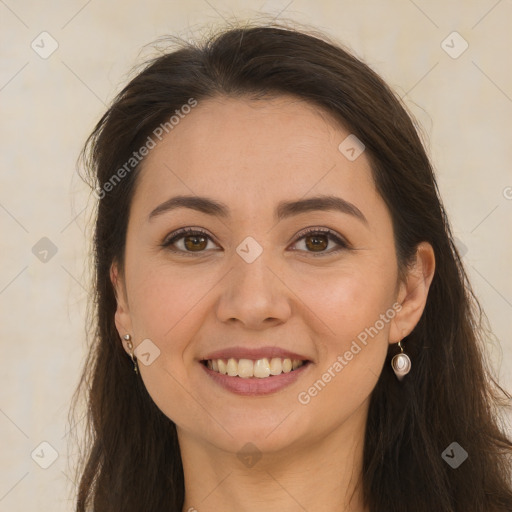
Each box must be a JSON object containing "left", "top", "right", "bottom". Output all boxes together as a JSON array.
[{"left": 201, "top": 346, "right": 311, "bottom": 362}]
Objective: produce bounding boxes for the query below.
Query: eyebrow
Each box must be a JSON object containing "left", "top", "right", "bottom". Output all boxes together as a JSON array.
[{"left": 148, "top": 194, "right": 368, "bottom": 225}]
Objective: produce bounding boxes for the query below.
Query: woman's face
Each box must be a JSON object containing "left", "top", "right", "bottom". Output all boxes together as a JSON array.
[{"left": 113, "top": 95, "right": 411, "bottom": 454}]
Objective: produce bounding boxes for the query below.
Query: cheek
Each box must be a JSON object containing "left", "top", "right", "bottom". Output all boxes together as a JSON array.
[
  {"left": 294, "top": 259, "right": 398, "bottom": 344},
  {"left": 293, "top": 268, "right": 395, "bottom": 423},
  {"left": 125, "top": 258, "right": 209, "bottom": 341},
  {"left": 294, "top": 259, "right": 397, "bottom": 395},
  {"left": 124, "top": 260, "right": 216, "bottom": 428}
]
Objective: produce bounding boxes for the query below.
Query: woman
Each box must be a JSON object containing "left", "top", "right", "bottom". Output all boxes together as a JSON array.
[{"left": 69, "top": 22, "right": 512, "bottom": 512}]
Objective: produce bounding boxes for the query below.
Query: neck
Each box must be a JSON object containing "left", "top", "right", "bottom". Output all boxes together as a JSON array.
[{"left": 178, "top": 401, "right": 370, "bottom": 512}]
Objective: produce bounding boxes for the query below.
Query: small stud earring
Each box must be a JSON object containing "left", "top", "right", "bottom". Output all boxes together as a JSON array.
[
  {"left": 391, "top": 339, "right": 411, "bottom": 381},
  {"left": 123, "top": 334, "right": 139, "bottom": 375}
]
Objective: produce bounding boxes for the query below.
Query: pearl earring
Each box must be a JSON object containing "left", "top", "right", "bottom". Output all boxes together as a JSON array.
[{"left": 391, "top": 339, "right": 411, "bottom": 381}]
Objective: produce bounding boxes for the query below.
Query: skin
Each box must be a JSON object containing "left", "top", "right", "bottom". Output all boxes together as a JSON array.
[{"left": 111, "top": 95, "right": 435, "bottom": 512}]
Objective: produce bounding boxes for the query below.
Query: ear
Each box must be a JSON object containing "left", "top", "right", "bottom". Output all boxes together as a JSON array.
[
  {"left": 388, "top": 241, "right": 436, "bottom": 343},
  {"left": 110, "top": 261, "right": 133, "bottom": 346}
]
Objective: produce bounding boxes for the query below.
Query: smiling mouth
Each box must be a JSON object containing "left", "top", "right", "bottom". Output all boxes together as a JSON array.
[{"left": 201, "top": 357, "right": 309, "bottom": 378}]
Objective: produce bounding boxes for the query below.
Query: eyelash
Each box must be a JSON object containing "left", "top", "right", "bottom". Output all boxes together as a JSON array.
[{"left": 161, "top": 227, "right": 350, "bottom": 257}]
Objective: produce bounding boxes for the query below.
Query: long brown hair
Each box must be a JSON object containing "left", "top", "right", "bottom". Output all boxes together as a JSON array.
[{"left": 69, "top": 21, "right": 512, "bottom": 511}]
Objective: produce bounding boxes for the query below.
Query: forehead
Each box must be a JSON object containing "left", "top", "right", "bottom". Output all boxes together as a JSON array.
[{"left": 131, "top": 95, "right": 378, "bottom": 219}]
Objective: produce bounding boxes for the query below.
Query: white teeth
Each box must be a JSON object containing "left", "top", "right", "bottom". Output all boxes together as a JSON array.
[
  {"left": 237, "top": 359, "right": 254, "bottom": 379},
  {"left": 282, "top": 358, "right": 292, "bottom": 373},
  {"left": 217, "top": 359, "right": 227, "bottom": 375},
  {"left": 205, "top": 357, "right": 305, "bottom": 378},
  {"left": 269, "top": 357, "right": 282, "bottom": 375},
  {"left": 227, "top": 358, "right": 238, "bottom": 376},
  {"left": 253, "top": 358, "right": 270, "bottom": 378}
]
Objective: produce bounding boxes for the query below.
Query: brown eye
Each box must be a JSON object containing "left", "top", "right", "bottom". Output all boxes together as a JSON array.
[
  {"left": 304, "top": 233, "right": 329, "bottom": 252},
  {"left": 183, "top": 233, "right": 208, "bottom": 251},
  {"left": 291, "top": 228, "right": 349, "bottom": 255},
  {"left": 162, "top": 228, "right": 217, "bottom": 254}
]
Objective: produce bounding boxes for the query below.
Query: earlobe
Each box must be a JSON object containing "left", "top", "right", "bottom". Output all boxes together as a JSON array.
[{"left": 389, "top": 242, "right": 436, "bottom": 343}]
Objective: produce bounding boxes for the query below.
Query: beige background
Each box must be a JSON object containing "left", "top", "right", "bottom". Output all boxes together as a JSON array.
[{"left": 1, "top": 1, "right": 511, "bottom": 510}]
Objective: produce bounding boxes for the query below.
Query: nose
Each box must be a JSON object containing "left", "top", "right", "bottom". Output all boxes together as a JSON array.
[{"left": 215, "top": 249, "right": 292, "bottom": 330}]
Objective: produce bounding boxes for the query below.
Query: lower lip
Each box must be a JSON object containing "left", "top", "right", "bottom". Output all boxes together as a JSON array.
[{"left": 200, "top": 361, "right": 311, "bottom": 396}]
